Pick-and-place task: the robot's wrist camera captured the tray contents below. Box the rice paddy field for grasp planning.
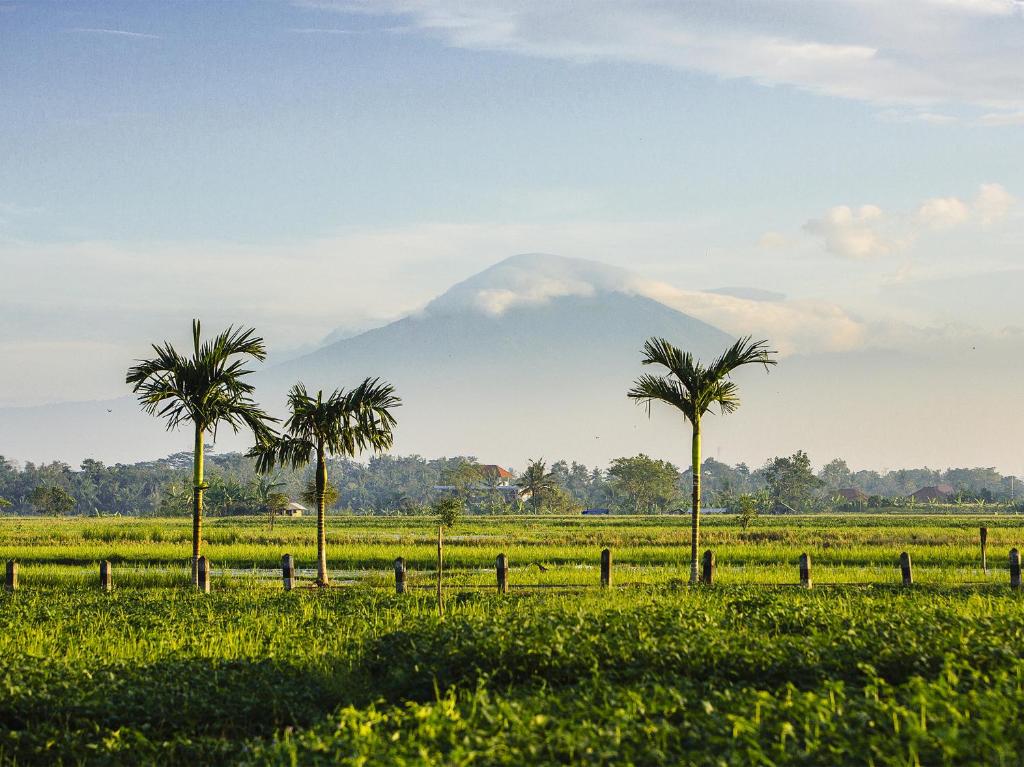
[2,513,1024,765]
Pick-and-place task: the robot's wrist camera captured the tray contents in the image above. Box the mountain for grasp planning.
[259,254,732,464]
[5,253,1023,471]
[0,254,731,466]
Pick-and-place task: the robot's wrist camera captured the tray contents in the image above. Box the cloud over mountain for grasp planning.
[423,253,865,355]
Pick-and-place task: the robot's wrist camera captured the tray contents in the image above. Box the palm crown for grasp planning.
[519,459,557,509]
[126,319,274,441]
[627,336,776,421]
[252,379,400,471]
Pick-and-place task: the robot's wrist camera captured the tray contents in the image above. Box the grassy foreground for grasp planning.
[1,515,1023,765]
[2,586,1024,765]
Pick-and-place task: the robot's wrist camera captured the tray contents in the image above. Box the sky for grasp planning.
[1,0,1023,468]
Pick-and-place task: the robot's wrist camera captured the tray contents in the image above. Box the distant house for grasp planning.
[835,488,868,503]
[433,463,521,501]
[284,501,306,517]
[910,484,955,503]
[478,465,514,486]
[582,508,610,516]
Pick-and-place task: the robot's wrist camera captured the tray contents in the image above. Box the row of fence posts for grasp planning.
[2,529,1020,593]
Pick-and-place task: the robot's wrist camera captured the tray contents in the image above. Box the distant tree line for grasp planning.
[0,450,1020,517]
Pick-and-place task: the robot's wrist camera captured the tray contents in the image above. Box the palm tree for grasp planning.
[126,320,274,586]
[251,379,400,586]
[519,458,557,512]
[628,336,776,584]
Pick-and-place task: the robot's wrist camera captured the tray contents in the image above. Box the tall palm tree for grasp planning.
[251,379,400,586]
[519,458,557,512]
[126,320,274,586]
[628,336,776,584]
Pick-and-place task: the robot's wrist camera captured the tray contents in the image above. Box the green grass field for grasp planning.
[1,514,1023,765]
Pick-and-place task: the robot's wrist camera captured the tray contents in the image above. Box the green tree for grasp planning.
[818,458,853,490]
[29,484,76,516]
[0,497,10,511]
[126,320,274,586]
[252,475,289,529]
[763,450,823,511]
[629,336,776,584]
[518,459,558,512]
[730,489,771,531]
[440,460,484,499]
[433,495,464,529]
[158,478,193,516]
[607,454,680,514]
[251,380,400,586]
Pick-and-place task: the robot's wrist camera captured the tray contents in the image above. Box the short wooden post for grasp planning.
[600,548,612,588]
[196,555,210,593]
[5,561,17,592]
[799,552,812,589]
[496,553,509,594]
[899,551,913,586]
[1010,548,1021,589]
[282,554,295,591]
[100,560,112,592]
[394,557,407,594]
[980,527,988,575]
[701,549,715,585]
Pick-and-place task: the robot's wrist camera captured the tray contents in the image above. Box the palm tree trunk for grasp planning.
[690,417,701,585]
[192,424,205,588]
[316,445,329,586]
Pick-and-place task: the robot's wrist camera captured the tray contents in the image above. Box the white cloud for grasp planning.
[69,28,161,39]
[630,279,866,355]
[804,183,1017,258]
[300,0,1024,115]
[803,204,899,259]
[916,196,971,229]
[976,111,1024,127]
[917,183,1015,229]
[975,183,1016,225]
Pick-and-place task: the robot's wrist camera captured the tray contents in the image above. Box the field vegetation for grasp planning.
[1,514,1023,764]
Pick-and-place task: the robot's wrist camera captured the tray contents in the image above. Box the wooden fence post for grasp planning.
[1010,548,1021,589]
[799,553,812,589]
[282,554,295,591]
[496,553,509,594]
[899,551,913,586]
[4,561,17,592]
[701,550,715,585]
[437,526,444,617]
[600,548,612,588]
[394,557,407,594]
[197,556,210,593]
[100,560,112,592]
[980,527,988,575]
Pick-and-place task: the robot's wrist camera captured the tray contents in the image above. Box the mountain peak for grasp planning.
[424,253,635,316]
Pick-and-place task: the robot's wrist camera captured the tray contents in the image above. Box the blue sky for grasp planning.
[3,0,1020,245]
[1,0,1023,469]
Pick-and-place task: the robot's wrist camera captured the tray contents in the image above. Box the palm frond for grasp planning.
[706,336,777,380]
[628,374,696,421]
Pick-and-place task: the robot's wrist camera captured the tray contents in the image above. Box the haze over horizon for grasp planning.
[1,1,1022,473]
